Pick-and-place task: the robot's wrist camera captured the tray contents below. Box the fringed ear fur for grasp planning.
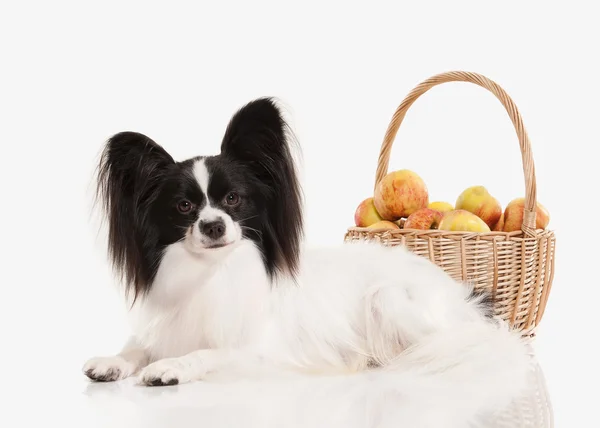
[221,98,304,278]
[96,131,175,302]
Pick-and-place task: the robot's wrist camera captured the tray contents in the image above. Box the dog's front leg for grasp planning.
[83,336,150,382]
[138,348,249,386]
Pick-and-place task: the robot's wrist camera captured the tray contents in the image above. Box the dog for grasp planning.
[83,97,530,421]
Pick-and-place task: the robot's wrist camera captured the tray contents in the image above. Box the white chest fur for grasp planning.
[128,240,270,361]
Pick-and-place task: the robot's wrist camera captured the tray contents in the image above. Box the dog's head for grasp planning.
[96,98,303,301]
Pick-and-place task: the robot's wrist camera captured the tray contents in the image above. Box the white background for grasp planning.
[1,1,598,426]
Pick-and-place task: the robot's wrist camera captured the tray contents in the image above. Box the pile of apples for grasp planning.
[354,169,550,233]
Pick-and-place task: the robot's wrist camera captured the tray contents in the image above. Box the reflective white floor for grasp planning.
[74,354,552,428]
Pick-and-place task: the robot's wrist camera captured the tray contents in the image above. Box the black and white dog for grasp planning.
[83,98,529,421]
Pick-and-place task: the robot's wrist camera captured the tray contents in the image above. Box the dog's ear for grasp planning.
[96,132,174,301]
[98,132,174,204]
[221,98,304,278]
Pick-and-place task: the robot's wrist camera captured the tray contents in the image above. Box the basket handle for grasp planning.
[375,71,538,237]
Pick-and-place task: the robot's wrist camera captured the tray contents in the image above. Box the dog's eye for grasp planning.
[177,200,194,214]
[225,192,240,206]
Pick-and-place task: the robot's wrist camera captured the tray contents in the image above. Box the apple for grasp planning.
[438,209,491,232]
[374,169,429,220]
[455,185,502,229]
[428,201,454,212]
[404,208,443,230]
[503,197,550,232]
[367,220,400,230]
[354,197,383,227]
[492,213,504,231]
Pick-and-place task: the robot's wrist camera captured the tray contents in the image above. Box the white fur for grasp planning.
[83,356,136,381]
[193,158,211,195]
[84,238,531,423]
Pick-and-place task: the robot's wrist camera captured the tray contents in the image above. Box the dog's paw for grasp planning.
[138,357,195,387]
[83,356,137,382]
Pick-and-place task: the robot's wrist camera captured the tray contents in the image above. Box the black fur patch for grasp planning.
[466,287,495,318]
[145,377,179,387]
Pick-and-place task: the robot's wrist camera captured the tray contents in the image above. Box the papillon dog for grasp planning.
[83,98,531,421]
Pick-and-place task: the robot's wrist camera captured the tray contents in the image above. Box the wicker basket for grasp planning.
[344,71,556,337]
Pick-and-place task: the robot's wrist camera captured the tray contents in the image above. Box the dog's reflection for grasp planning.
[83,360,552,428]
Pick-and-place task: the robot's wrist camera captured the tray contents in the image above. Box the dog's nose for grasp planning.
[201,220,226,240]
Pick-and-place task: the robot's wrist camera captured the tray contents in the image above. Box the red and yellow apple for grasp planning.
[428,201,454,212]
[492,213,504,231]
[438,209,491,232]
[367,220,400,230]
[503,198,550,232]
[455,186,502,229]
[404,208,443,230]
[374,169,429,220]
[354,197,383,227]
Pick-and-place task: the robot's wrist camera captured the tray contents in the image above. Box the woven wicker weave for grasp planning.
[344,71,556,336]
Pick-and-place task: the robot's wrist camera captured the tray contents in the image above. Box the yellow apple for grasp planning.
[354,197,383,227]
[455,185,502,229]
[503,198,550,232]
[374,169,429,220]
[428,201,454,212]
[404,208,443,230]
[367,220,400,230]
[438,209,491,232]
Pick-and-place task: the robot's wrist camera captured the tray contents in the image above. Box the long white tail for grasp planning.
[375,320,533,427]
